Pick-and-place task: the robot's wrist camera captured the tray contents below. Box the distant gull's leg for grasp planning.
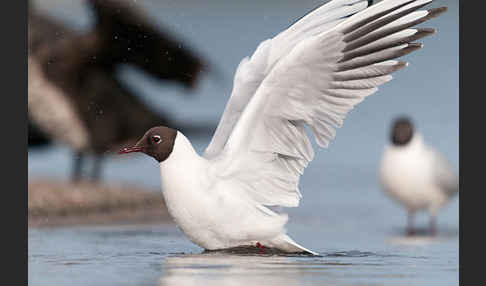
[429,215,437,236]
[91,154,103,182]
[72,151,84,183]
[406,211,415,236]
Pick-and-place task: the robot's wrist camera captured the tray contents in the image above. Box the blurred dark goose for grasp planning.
[28,120,51,148]
[118,0,447,254]
[379,117,458,236]
[28,0,207,182]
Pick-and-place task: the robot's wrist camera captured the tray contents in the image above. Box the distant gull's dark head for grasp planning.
[390,117,414,146]
[118,126,177,162]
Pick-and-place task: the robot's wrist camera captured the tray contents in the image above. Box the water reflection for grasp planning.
[387,235,458,247]
[158,250,402,286]
[159,253,328,286]
[386,227,459,246]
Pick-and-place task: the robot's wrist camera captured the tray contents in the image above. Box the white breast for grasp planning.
[158,132,287,250]
[158,133,214,247]
[379,134,447,214]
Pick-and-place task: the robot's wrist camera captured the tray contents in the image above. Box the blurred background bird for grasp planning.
[28,0,208,182]
[28,119,52,148]
[379,116,459,236]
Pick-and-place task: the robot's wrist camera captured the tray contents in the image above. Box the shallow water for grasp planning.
[29,0,458,285]
[29,215,458,286]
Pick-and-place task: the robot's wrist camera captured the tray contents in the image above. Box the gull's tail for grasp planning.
[264,234,319,256]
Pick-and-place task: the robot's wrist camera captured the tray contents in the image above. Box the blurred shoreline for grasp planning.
[28,179,172,227]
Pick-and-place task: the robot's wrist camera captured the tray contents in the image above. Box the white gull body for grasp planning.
[379,133,458,218]
[160,133,293,251]
[153,0,447,254]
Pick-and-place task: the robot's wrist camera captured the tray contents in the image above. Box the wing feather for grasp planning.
[332,60,407,81]
[212,0,446,209]
[342,28,434,61]
[204,0,371,158]
[429,148,459,197]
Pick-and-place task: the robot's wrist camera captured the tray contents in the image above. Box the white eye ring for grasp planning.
[152,135,162,144]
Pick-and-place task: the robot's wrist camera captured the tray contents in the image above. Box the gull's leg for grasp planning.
[406,211,415,236]
[72,151,84,183]
[256,242,265,254]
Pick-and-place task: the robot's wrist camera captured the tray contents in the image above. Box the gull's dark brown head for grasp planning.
[119,126,177,162]
[390,117,414,146]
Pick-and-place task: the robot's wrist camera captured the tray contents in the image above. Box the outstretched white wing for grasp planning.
[204,0,372,158]
[211,0,446,209]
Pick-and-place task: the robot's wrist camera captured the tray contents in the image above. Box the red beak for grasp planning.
[118,146,143,154]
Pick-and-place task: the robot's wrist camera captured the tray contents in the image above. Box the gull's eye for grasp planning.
[152,135,161,144]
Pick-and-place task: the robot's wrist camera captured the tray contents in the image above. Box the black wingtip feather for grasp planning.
[428,7,448,18]
[368,0,374,7]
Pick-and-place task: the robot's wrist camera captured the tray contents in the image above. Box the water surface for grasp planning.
[29,215,458,286]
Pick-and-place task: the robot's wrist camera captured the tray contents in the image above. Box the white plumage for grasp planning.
[153,0,447,254]
[379,131,458,235]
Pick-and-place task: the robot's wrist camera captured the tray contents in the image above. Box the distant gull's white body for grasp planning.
[379,122,458,235]
[379,134,452,215]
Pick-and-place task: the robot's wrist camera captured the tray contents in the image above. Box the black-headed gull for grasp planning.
[119,0,447,254]
[379,117,458,236]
